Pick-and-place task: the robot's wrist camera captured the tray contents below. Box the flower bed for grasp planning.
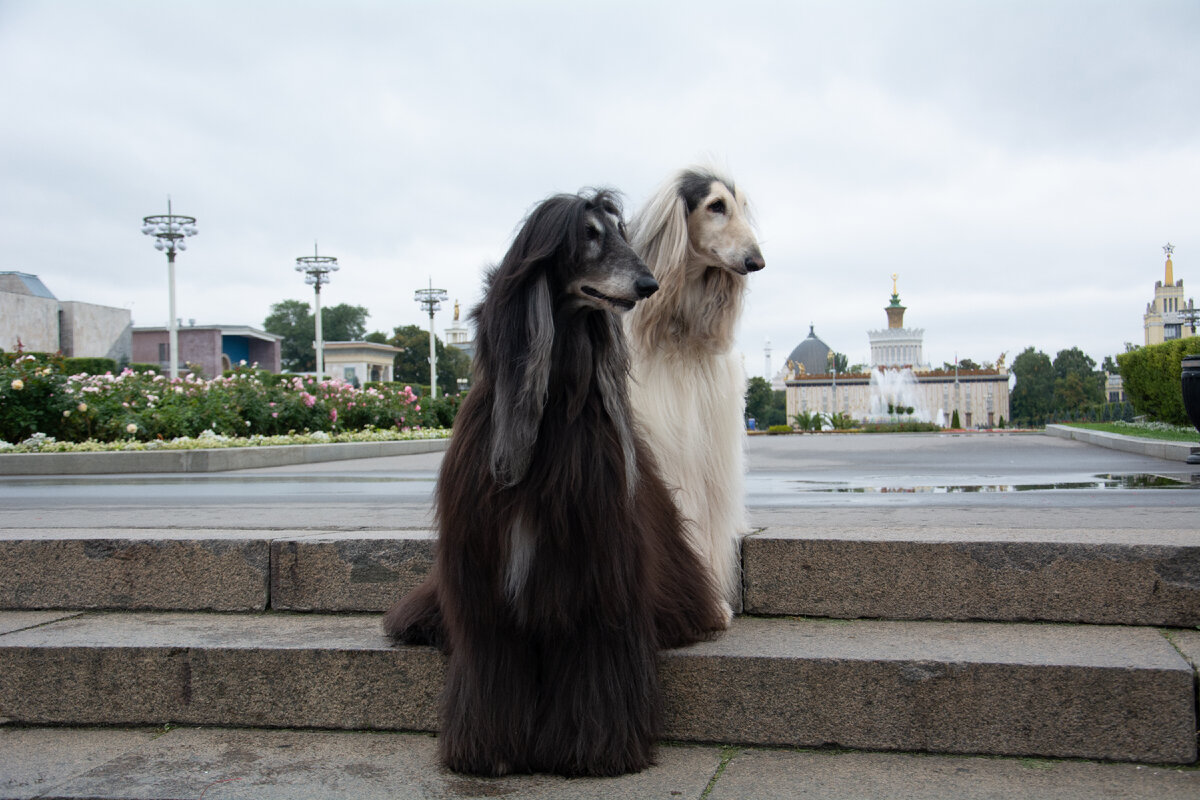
[1,353,448,449]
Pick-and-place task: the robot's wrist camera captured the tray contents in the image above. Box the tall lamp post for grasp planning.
[295,244,339,381]
[141,198,198,380]
[414,279,448,398]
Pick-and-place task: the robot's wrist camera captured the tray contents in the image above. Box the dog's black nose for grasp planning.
[635,275,659,298]
[744,252,766,273]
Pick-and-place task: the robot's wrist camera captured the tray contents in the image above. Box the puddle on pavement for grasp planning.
[796,473,1199,494]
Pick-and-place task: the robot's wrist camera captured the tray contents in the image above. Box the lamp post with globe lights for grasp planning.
[141,198,198,380]
[414,279,448,398]
[295,244,339,381]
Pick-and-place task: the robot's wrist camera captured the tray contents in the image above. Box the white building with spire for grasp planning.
[867,274,929,369]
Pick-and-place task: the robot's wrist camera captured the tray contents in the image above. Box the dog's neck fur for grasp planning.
[550,307,638,495]
[630,256,745,357]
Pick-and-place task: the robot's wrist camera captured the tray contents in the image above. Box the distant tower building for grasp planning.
[1144,244,1188,345]
[867,274,928,368]
[443,300,475,361]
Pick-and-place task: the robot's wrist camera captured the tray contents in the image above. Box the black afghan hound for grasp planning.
[383,189,727,777]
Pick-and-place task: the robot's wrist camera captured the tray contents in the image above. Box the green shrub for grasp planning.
[1116,337,1200,426]
[827,411,856,430]
[859,420,942,433]
[790,410,824,432]
[951,409,961,428]
[62,357,118,375]
[767,424,793,435]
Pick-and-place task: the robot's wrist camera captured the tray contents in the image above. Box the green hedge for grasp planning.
[62,357,118,375]
[1116,337,1200,425]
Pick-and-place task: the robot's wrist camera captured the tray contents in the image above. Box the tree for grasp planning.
[829,352,849,374]
[1052,347,1104,412]
[263,300,314,372]
[1010,347,1054,425]
[745,376,774,426]
[389,324,471,395]
[943,358,981,371]
[263,300,371,372]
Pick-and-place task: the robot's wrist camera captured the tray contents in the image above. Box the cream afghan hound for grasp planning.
[626,167,765,614]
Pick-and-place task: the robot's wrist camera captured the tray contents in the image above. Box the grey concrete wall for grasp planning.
[0,292,58,352]
[59,301,132,361]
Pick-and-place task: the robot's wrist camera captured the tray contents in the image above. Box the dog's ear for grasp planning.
[488,271,554,486]
[630,180,691,279]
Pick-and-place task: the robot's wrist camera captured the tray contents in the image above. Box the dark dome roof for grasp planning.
[786,325,832,375]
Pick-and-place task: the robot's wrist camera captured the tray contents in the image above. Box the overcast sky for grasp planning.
[2,0,1197,377]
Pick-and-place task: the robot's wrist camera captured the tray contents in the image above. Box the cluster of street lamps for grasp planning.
[141,199,448,391]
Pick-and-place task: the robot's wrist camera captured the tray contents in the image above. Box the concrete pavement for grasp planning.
[3,726,1198,800]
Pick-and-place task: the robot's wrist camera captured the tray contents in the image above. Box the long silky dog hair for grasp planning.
[383,189,727,777]
[625,166,765,613]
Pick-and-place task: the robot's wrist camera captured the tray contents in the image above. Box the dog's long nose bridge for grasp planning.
[635,275,659,298]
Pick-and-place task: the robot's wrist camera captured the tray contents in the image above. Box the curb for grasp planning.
[1044,424,1197,463]
[0,437,450,476]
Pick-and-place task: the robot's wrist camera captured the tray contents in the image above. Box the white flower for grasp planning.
[78,402,88,412]
[63,410,71,417]
[125,423,138,434]
[10,379,24,390]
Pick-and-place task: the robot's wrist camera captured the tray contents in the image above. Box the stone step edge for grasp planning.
[3,529,1197,628]
[0,612,1195,765]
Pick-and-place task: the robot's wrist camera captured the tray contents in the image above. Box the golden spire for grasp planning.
[1164,243,1175,286]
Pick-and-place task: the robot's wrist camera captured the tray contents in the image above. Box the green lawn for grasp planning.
[1066,422,1199,443]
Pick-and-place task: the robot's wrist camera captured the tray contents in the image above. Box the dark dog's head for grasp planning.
[477,189,653,485]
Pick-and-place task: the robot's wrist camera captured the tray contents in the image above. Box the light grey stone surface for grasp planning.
[0,438,450,475]
[707,747,1200,800]
[1,726,722,800]
[660,617,1196,764]
[1170,629,1200,671]
[0,610,79,635]
[271,531,435,611]
[1045,423,1195,462]
[0,532,269,611]
[0,726,161,800]
[1,613,1193,764]
[0,612,443,731]
[743,527,1200,625]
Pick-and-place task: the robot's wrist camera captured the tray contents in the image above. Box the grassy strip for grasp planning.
[1066,422,1198,443]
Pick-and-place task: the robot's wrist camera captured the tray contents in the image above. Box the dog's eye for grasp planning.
[707,199,726,215]
[585,224,602,241]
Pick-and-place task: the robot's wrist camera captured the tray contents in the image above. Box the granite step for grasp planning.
[3,528,1198,627]
[742,527,1200,627]
[0,611,1195,765]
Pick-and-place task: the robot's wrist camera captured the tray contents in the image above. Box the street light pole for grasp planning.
[141,198,198,380]
[295,243,339,381]
[414,279,448,398]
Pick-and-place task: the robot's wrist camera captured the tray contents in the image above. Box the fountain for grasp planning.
[866,367,935,424]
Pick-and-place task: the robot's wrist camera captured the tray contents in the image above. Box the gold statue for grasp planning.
[891,273,898,295]
[453,300,460,322]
